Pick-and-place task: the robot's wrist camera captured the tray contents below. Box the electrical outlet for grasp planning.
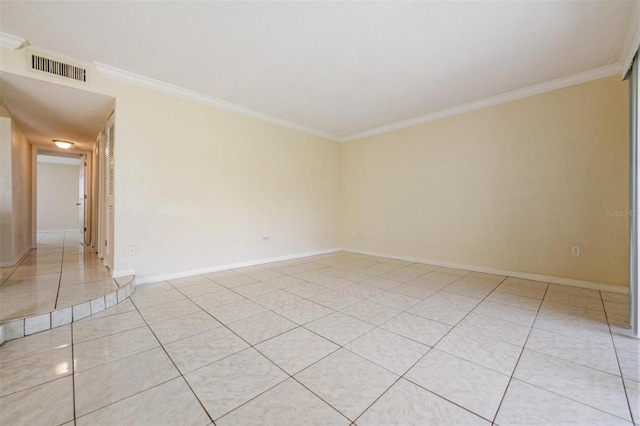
[572,246,581,256]
[128,245,136,256]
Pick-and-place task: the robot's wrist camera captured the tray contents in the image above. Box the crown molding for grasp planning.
[93,62,340,142]
[0,32,28,50]
[619,1,640,77]
[340,63,622,142]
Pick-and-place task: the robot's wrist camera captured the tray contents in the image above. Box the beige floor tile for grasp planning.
[74,347,179,417]
[233,282,280,298]
[130,288,188,308]
[407,298,469,325]
[428,291,482,311]
[256,327,338,374]
[227,310,297,345]
[485,291,542,311]
[0,376,74,426]
[0,345,72,397]
[495,278,548,299]
[304,312,375,346]
[273,299,333,325]
[341,300,400,326]
[457,312,531,347]
[381,312,451,346]
[514,349,631,420]
[0,325,71,363]
[295,349,397,421]
[175,280,226,298]
[74,326,159,372]
[624,378,639,422]
[137,298,202,324]
[148,310,222,344]
[205,298,268,324]
[474,300,538,327]
[164,326,249,373]
[358,378,489,426]
[495,379,630,426]
[526,328,620,375]
[617,349,640,382]
[405,349,510,420]
[436,326,522,375]
[250,289,304,309]
[72,310,147,343]
[217,378,349,426]
[309,290,361,310]
[346,328,429,375]
[366,291,421,311]
[76,377,210,426]
[185,348,287,420]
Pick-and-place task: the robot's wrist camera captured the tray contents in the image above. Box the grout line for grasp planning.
[491,282,549,424]
[70,313,78,423]
[602,290,637,425]
[53,232,66,310]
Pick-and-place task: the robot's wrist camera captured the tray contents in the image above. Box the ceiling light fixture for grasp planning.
[53,140,73,149]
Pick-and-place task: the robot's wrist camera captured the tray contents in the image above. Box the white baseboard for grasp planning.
[112,268,136,278]
[344,248,629,295]
[135,248,342,285]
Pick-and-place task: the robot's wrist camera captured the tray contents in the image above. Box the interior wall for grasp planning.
[342,75,629,287]
[111,86,342,278]
[0,114,13,266]
[37,162,80,231]
[11,120,31,261]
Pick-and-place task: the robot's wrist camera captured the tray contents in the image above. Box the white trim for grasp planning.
[93,62,340,142]
[620,1,640,77]
[0,32,28,50]
[112,268,136,278]
[344,248,629,295]
[340,64,622,142]
[134,248,341,285]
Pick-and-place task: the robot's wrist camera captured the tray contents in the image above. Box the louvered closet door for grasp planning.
[97,132,105,259]
[104,114,115,270]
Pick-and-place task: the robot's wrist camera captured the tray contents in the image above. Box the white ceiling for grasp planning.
[0,1,636,139]
[0,72,114,151]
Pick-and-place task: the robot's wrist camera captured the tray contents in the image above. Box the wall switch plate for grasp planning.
[128,245,136,256]
[572,246,581,256]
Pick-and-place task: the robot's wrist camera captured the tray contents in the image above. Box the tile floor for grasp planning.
[0,232,119,323]
[0,251,638,425]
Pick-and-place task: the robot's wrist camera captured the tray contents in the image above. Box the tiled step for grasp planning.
[0,276,136,345]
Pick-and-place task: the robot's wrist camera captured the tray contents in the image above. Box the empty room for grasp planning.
[0,1,639,425]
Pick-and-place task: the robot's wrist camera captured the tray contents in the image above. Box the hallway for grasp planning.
[0,231,118,322]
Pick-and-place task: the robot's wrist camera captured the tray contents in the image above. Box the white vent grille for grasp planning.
[29,53,87,82]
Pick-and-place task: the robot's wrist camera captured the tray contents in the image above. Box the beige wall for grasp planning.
[0,47,342,278]
[37,162,81,231]
[11,120,31,261]
[0,46,629,287]
[0,111,32,266]
[0,116,12,265]
[112,86,341,278]
[342,76,629,287]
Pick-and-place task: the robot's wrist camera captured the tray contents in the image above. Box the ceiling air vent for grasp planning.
[28,52,87,83]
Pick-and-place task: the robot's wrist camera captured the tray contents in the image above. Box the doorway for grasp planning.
[36,152,87,236]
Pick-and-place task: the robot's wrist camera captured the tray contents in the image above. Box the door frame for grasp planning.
[30,145,94,248]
